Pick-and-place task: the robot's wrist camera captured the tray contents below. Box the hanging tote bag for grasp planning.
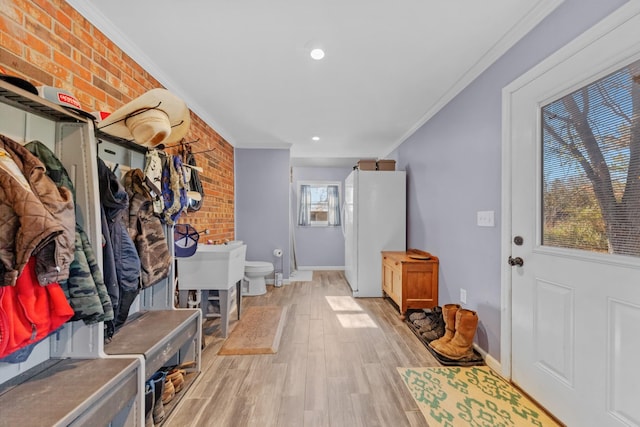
[183,148,204,212]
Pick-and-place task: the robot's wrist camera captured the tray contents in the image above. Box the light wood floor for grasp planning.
[165,271,439,427]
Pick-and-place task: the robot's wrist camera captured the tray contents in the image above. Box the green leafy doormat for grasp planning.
[398,366,561,426]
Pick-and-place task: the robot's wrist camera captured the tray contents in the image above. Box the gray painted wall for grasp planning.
[235,148,290,278]
[394,0,627,361]
[291,166,353,268]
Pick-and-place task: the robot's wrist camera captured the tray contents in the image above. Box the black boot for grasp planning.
[145,380,154,427]
[150,371,166,424]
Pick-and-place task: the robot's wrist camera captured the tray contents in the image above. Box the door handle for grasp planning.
[508,256,524,267]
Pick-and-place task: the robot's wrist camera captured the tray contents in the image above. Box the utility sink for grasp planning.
[176,242,247,290]
[175,242,247,338]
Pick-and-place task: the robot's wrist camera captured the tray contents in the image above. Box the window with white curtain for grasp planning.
[298,181,341,227]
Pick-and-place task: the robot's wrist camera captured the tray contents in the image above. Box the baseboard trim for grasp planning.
[473,343,501,375]
[297,266,344,271]
[267,280,290,286]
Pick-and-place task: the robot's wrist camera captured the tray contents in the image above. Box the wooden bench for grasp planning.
[0,357,141,427]
[104,309,201,379]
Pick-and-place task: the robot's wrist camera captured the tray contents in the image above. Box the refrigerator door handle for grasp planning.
[340,203,346,237]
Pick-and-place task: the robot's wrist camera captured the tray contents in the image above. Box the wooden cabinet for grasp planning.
[382,249,438,319]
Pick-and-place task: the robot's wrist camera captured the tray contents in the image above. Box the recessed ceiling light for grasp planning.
[310,48,325,60]
[312,136,320,141]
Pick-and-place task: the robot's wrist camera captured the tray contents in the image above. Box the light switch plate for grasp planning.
[477,210,495,227]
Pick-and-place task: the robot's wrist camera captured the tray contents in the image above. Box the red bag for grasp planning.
[0,257,74,358]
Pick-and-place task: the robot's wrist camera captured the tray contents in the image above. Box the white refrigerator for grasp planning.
[344,169,406,297]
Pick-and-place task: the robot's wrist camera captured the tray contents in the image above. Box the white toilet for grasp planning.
[242,261,274,296]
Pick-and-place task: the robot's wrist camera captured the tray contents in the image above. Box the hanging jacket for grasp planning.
[161,154,188,225]
[100,204,119,314]
[0,135,75,287]
[122,168,171,288]
[23,140,75,200]
[24,141,114,325]
[97,157,141,330]
[0,256,74,359]
[62,225,115,324]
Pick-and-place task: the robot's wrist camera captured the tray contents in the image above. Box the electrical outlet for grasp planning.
[460,288,467,304]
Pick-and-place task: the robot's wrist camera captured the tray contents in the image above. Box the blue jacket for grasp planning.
[97,158,140,330]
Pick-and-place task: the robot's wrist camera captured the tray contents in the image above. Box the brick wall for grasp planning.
[0,0,235,242]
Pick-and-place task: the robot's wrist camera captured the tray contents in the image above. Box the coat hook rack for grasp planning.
[156,138,200,151]
[190,146,217,155]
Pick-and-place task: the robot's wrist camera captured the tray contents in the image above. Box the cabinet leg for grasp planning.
[219,289,230,338]
[399,311,406,321]
[236,281,242,320]
[200,290,209,321]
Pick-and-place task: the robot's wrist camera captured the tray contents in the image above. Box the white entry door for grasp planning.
[506,4,640,426]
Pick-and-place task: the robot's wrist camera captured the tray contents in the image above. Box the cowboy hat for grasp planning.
[97,88,190,147]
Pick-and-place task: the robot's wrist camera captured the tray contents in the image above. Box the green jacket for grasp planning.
[24,141,113,324]
[63,225,114,324]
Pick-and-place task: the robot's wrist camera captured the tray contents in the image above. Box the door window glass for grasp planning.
[542,58,640,256]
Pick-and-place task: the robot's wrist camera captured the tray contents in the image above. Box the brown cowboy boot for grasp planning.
[428,304,460,351]
[162,376,175,405]
[431,308,479,360]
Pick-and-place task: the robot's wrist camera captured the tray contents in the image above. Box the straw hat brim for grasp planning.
[98,88,190,146]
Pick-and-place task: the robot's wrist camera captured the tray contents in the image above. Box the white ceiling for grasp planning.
[67,0,560,167]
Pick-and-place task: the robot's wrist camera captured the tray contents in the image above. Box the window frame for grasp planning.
[297,180,342,227]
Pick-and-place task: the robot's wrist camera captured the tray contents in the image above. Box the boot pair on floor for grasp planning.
[429,304,478,361]
[145,364,191,426]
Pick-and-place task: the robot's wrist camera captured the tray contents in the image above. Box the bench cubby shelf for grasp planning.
[0,80,201,427]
